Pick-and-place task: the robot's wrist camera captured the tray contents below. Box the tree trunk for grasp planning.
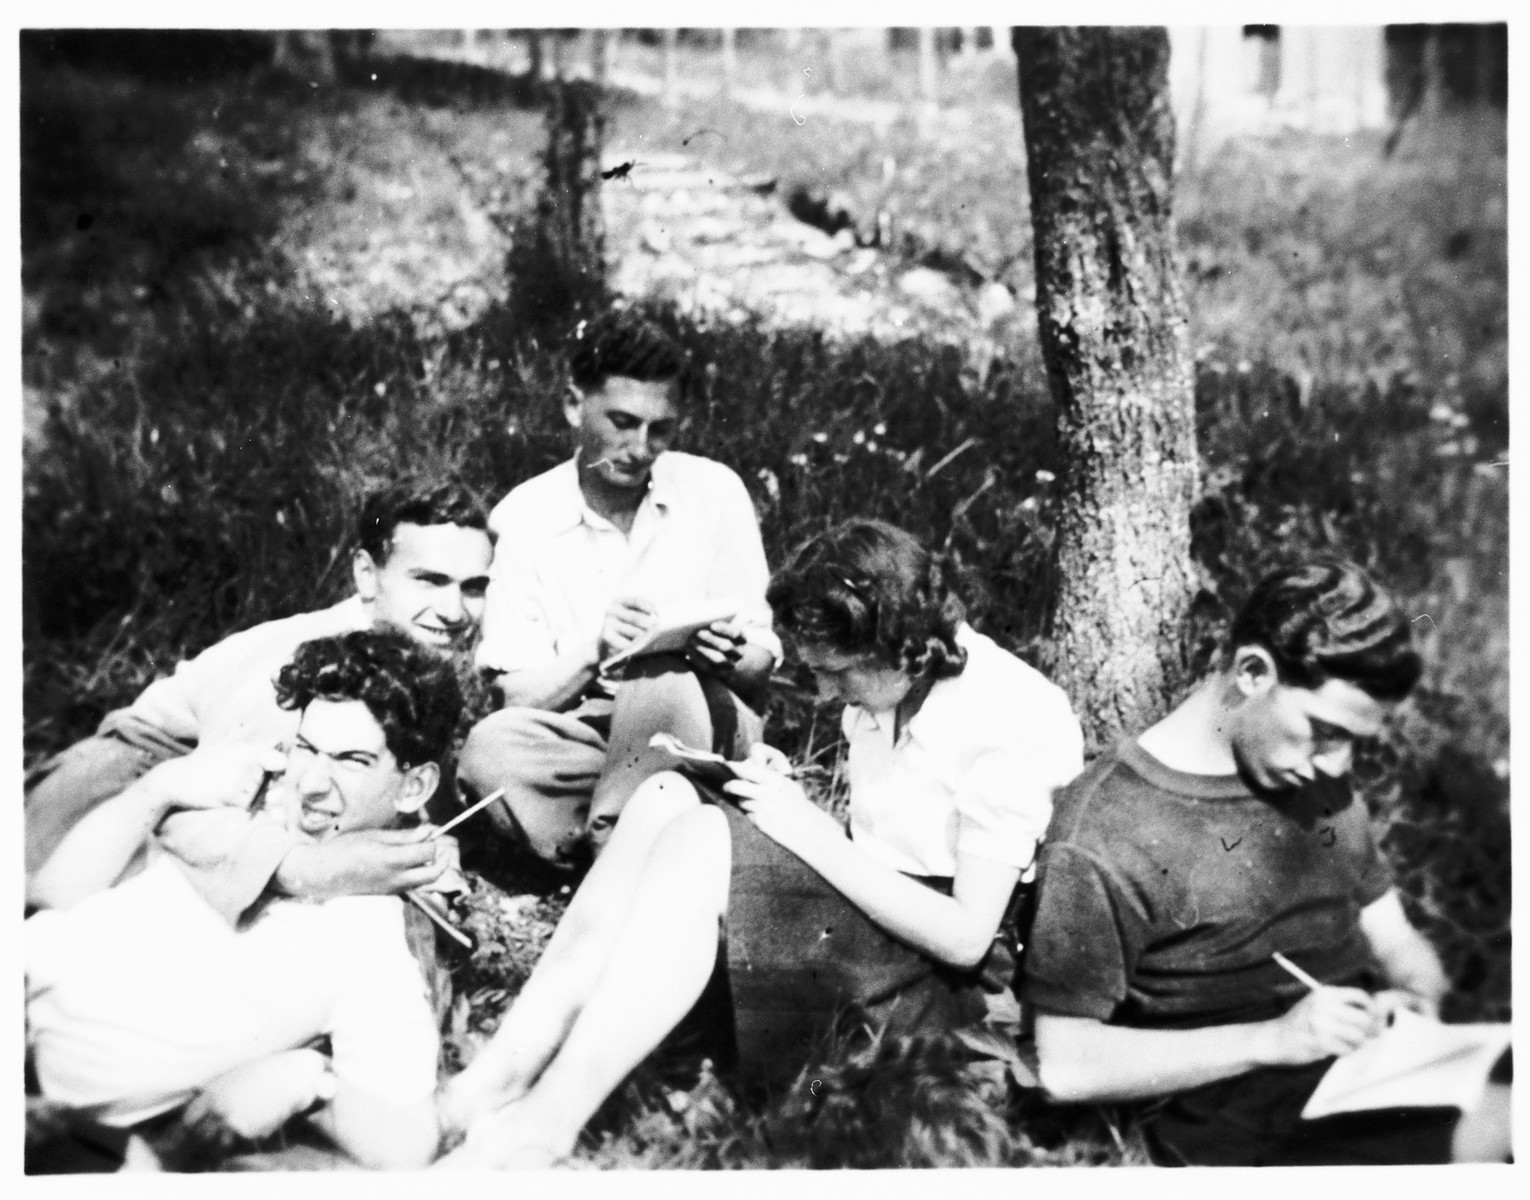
[662,28,679,108]
[917,26,938,105]
[720,27,737,100]
[549,30,565,81]
[1012,26,1198,751]
[507,79,607,332]
[527,30,544,82]
[818,29,839,95]
[1421,25,1445,120]
[592,29,615,85]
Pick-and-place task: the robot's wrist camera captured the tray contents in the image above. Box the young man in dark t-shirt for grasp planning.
[1022,558,1511,1166]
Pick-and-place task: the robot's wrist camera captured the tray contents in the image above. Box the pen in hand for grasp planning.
[1274,950,1394,1029]
[1272,951,1324,992]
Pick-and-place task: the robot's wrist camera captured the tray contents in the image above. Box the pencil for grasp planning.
[405,891,472,949]
[1272,951,1325,991]
[430,787,507,840]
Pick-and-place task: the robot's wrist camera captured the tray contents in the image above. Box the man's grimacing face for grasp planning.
[281,698,433,838]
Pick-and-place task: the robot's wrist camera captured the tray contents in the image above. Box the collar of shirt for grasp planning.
[545,454,677,535]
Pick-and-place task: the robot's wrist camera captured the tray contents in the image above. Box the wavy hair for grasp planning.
[275,628,463,767]
[356,477,491,565]
[567,308,688,394]
[1228,557,1422,701]
[767,520,968,681]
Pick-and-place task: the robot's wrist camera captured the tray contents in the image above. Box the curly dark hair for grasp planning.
[767,520,968,681]
[1228,557,1422,702]
[567,308,688,395]
[356,477,491,565]
[274,629,463,768]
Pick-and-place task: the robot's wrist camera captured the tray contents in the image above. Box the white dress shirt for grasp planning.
[477,451,781,676]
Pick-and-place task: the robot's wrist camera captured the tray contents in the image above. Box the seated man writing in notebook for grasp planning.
[25,478,493,923]
[27,629,458,1172]
[465,309,779,865]
[1022,558,1511,1166]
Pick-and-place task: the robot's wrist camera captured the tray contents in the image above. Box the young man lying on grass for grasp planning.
[26,629,459,1172]
[25,479,493,923]
[1022,559,1511,1166]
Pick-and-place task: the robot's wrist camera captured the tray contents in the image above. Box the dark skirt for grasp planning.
[716,800,1018,1087]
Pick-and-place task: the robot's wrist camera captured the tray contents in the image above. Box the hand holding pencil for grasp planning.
[1261,951,1387,1067]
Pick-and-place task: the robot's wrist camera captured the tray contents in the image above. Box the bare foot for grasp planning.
[432,1102,567,1170]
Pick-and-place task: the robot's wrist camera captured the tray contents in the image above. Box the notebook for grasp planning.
[600,598,740,673]
[1301,1008,1511,1119]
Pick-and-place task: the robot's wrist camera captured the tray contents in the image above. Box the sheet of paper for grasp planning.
[647,731,742,790]
[600,597,741,672]
[1301,1008,1511,1119]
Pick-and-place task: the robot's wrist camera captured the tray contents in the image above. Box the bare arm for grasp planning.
[28,748,269,909]
[724,752,1019,968]
[27,782,168,909]
[272,827,460,901]
[1033,986,1389,1104]
[1359,888,1449,1017]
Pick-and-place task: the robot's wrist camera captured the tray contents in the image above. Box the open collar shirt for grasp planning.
[476,452,781,678]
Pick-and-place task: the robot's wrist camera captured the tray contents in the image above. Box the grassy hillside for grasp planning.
[22,36,1508,1167]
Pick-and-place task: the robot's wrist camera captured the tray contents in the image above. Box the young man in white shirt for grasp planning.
[26,628,460,1172]
[467,310,780,865]
[25,479,494,920]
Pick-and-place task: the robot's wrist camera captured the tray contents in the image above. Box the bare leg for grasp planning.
[439,772,703,1132]
[440,803,733,1167]
[586,666,717,850]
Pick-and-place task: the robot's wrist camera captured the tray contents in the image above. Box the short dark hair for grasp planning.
[1228,558,1422,702]
[767,519,968,681]
[567,309,687,394]
[275,628,463,768]
[356,478,490,565]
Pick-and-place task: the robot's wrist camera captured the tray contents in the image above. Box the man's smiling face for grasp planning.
[356,521,493,653]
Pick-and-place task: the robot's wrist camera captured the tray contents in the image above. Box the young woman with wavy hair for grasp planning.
[438,520,1084,1166]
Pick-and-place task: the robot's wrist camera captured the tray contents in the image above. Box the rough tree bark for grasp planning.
[1012,26,1198,751]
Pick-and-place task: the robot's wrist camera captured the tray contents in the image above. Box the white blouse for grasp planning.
[842,624,1084,879]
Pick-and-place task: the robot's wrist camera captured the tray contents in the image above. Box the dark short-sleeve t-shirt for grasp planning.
[1023,740,1392,1031]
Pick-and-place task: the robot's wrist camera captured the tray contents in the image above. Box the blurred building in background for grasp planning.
[1169,24,1506,160]
[354,26,1506,148]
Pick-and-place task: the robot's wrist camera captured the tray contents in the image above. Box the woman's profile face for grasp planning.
[797,641,914,714]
